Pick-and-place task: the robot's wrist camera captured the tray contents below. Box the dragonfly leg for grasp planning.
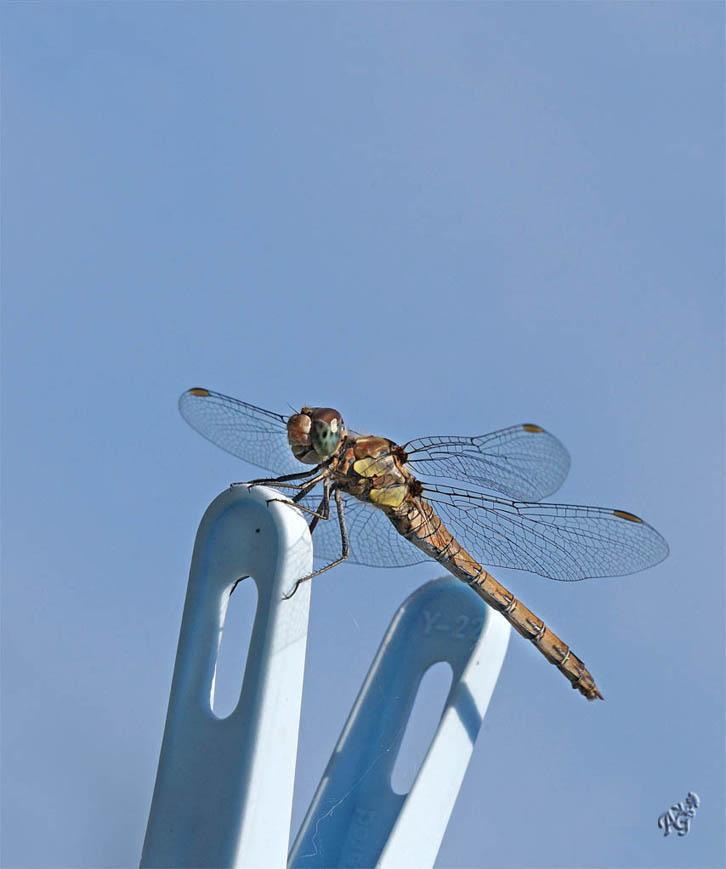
[274,478,332,532]
[290,475,325,502]
[233,465,324,488]
[267,497,330,520]
[265,474,330,519]
[230,575,249,596]
[238,480,309,492]
[228,477,328,599]
[283,488,349,600]
[305,480,331,534]
[270,500,333,522]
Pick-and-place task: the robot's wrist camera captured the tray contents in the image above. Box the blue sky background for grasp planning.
[2,3,723,867]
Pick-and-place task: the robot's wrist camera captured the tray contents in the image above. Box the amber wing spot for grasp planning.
[188,388,211,397]
[613,509,643,523]
[522,423,544,433]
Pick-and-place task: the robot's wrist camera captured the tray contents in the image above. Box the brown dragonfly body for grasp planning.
[320,431,602,699]
[180,388,669,702]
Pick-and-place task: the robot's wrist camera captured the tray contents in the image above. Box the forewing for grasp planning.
[178,387,303,476]
[423,485,669,580]
[404,424,570,501]
[298,491,426,568]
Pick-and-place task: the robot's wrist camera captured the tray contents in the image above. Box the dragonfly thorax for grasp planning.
[287,407,346,464]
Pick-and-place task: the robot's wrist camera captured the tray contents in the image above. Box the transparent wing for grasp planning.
[404,424,570,501]
[422,484,669,581]
[298,490,426,568]
[178,387,303,476]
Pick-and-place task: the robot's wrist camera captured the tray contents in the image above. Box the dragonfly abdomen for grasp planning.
[389,495,604,701]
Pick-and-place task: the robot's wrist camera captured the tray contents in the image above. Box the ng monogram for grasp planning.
[657,791,700,837]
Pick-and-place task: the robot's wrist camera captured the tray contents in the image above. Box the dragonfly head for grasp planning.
[288,407,346,464]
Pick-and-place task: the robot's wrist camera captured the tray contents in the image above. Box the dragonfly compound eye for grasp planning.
[287,412,316,463]
[310,408,344,459]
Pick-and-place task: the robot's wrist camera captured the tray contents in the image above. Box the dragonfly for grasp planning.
[179,387,668,701]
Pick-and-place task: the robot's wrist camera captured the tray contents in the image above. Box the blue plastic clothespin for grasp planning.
[141,484,313,868]
[289,576,510,868]
[141,484,510,868]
